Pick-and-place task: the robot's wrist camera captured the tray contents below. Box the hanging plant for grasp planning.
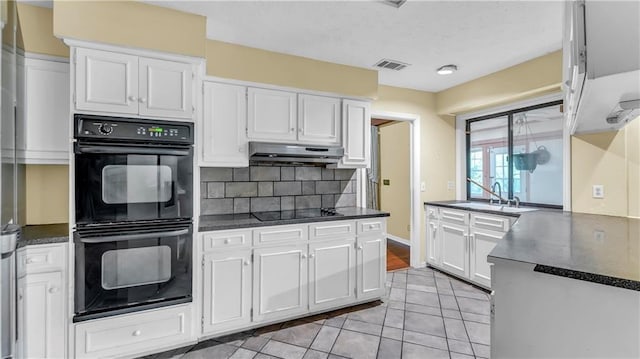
[513,153,538,173]
[513,115,552,173]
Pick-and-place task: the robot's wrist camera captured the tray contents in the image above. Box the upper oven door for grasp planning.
[74,143,193,226]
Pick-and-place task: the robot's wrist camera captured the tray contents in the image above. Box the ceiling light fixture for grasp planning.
[436,64,458,75]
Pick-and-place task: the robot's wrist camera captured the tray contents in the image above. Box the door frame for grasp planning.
[358,111,421,268]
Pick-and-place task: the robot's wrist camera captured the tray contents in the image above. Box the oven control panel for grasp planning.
[75,114,193,144]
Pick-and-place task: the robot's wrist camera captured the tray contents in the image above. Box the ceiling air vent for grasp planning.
[374,59,410,71]
[382,0,407,8]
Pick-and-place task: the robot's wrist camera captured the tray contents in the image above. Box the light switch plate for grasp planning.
[592,185,604,198]
[447,181,455,190]
[420,181,426,192]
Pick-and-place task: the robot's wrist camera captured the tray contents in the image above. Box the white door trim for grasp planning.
[362,111,421,268]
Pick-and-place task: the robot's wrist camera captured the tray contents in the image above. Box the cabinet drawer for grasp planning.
[471,213,511,232]
[74,304,192,359]
[17,243,66,277]
[309,221,356,240]
[357,219,385,235]
[439,208,469,226]
[253,225,308,246]
[201,229,251,251]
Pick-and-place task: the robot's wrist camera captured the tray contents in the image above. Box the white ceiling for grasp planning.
[147,0,563,92]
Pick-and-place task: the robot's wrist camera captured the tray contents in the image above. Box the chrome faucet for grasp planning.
[490,181,502,205]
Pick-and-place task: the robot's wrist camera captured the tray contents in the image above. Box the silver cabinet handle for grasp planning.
[132,330,141,337]
[299,128,303,133]
[244,260,250,266]
[309,253,315,259]
[224,239,230,244]
[128,95,137,102]
[301,254,307,259]
[48,287,59,294]
[357,245,363,250]
[26,258,34,264]
[290,128,295,132]
[139,97,147,103]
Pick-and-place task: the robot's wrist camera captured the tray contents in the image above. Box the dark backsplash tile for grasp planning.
[201,165,356,215]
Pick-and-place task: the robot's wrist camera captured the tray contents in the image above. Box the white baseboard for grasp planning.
[387,234,410,246]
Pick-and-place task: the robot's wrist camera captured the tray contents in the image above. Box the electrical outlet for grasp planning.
[383,179,390,186]
[592,185,604,198]
[420,181,426,192]
[447,181,455,190]
[593,229,606,242]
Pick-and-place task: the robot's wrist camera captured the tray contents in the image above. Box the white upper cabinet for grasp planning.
[297,94,341,145]
[201,82,248,167]
[75,48,139,115]
[247,87,297,142]
[339,99,371,168]
[139,57,193,119]
[75,47,193,120]
[17,57,70,164]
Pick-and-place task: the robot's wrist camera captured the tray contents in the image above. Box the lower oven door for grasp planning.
[74,143,193,226]
[74,223,192,321]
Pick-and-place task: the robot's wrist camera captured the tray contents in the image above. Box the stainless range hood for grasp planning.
[249,142,344,164]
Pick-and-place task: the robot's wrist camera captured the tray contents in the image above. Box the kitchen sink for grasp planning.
[448,202,538,213]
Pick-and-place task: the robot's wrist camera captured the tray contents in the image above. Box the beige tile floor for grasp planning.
[143,267,491,359]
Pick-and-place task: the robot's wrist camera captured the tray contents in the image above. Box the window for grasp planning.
[466,101,563,207]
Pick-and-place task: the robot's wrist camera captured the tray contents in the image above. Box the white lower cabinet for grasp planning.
[252,244,309,322]
[426,205,514,289]
[17,271,64,359]
[309,239,356,311]
[356,234,386,300]
[202,249,252,335]
[469,228,504,288]
[16,243,67,359]
[74,304,192,359]
[439,222,469,278]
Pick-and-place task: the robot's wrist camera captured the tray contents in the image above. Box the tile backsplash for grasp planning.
[200,165,357,215]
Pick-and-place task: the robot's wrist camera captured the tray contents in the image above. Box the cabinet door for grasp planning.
[253,245,308,322]
[469,228,503,288]
[202,82,248,167]
[19,271,65,359]
[439,222,469,278]
[75,48,138,114]
[341,99,371,167]
[297,94,341,145]
[309,239,356,311]
[247,88,297,142]
[19,59,70,164]
[426,216,440,267]
[139,57,193,119]
[356,235,386,300]
[202,250,252,335]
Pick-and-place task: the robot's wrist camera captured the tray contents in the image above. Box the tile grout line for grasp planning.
[433,269,453,356]
[452,285,477,358]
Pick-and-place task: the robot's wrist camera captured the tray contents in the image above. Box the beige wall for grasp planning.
[25,165,68,225]
[373,85,456,263]
[206,40,378,99]
[53,0,206,58]
[379,121,411,240]
[436,51,562,115]
[17,3,68,58]
[572,120,640,217]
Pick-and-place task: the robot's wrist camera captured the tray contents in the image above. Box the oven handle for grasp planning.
[76,145,191,156]
[79,228,190,243]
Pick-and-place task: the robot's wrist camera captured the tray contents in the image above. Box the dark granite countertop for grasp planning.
[19,224,69,248]
[199,207,389,232]
[425,201,640,291]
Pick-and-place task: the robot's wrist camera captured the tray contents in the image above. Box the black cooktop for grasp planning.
[252,208,342,222]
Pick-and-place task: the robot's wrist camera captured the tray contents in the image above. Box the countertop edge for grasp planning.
[199,212,390,232]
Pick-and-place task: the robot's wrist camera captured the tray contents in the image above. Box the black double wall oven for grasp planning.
[73,114,194,322]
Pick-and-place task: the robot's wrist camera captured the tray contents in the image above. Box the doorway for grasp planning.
[369,119,411,271]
